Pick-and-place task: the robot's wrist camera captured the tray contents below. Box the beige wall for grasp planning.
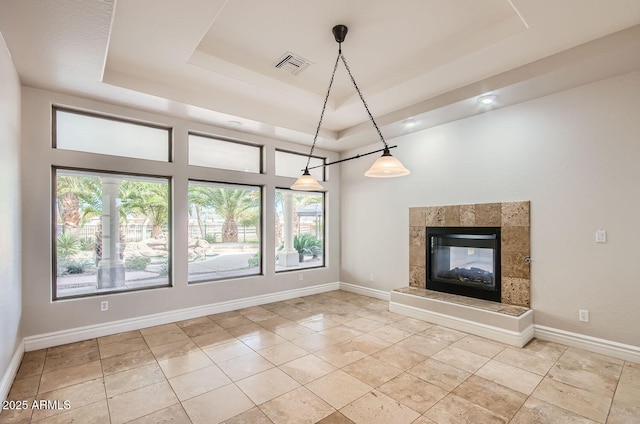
[20,87,340,337]
[0,34,22,385]
[340,71,640,347]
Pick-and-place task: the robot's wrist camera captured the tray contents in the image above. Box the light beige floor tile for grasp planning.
[157,350,213,379]
[279,354,337,384]
[126,404,191,424]
[43,342,100,373]
[236,367,300,405]
[510,397,598,424]
[97,330,142,347]
[290,333,340,352]
[240,330,288,350]
[142,327,189,348]
[32,399,110,424]
[341,390,420,424]
[256,316,296,332]
[339,334,391,355]
[363,310,404,324]
[257,341,309,365]
[190,328,236,349]
[0,396,35,423]
[207,310,241,322]
[107,380,178,424]
[315,411,355,424]
[378,372,448,413]
[104,362,165,397]
[371,345,427,371]
[342,317,387,333]
[342,356,402,387]
[522,338,568,361]
[7,376,39,400]
[314,342,368,368]
[408,358,470,391]
[149,339,199,362]
[366,324,413,344]
[216,315,255,329]
[431,345,490,373]
[46,339,97,357]
[395,334,448,357]
[176,316,213,328]
[217,352,274,381]
[410,416,439,424]
[614,362,640,407]
[388,317,434,334]
[420,325,468,344]
[547,361,618,397]
[453,375,527,420]
[224,406,273,424]
[532,377,612,422]
[272,323,316,340]
[182,383,254,424]
[494,347,557,375]
[180,321,223,338]
[140,323,181,335]
[475,359,543,395]
[15,350,46,379]
[259,386,334,424]
[306,370,372,409]
[556,347,624,380]
[168,364,231,401]
[101,348,155,376]
[299,317,341,331]
[99,337,148,359]
[425,394,508,423]
[319,325,364,342]
[607,399,640,424]
[451,334,507,358]
[31,378,106,422]
[38,360,103,393]
[203,339,253,363]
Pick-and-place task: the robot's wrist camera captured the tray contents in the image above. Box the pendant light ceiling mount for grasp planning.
[290,24,410,191]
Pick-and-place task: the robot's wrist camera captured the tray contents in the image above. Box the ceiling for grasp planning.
[1,0,640,152]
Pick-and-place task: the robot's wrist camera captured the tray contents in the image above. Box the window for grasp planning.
[275,189,324,271]
[189,133,262,173]
[275,150,325,181]
[54,169,171,299]
[188,181,262,283]
[54,108,171,162]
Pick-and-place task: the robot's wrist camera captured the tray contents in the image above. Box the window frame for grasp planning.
[187,179,264,284]
[275,148,326,181]
[51,166,173,300]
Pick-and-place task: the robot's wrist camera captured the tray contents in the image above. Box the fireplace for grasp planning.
[426,227,501,302]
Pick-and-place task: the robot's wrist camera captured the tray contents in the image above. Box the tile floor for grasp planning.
[1,290,639,423]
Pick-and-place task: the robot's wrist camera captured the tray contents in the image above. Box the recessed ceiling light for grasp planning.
[477,94,497,105]
[402,118,417,127]
[227,120,242,127]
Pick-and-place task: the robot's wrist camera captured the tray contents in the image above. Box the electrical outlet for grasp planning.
[299,273,303,281]
[101,301,109,312]
[369,274,374,282]
[578,309,589,322]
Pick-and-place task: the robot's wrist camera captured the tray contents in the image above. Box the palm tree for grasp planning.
[56,174,100,234]
[189,185,259,243]
[120,181,169,239]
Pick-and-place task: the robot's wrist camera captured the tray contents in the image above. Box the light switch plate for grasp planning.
[595,229,607,243]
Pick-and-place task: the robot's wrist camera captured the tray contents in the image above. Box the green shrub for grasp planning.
[294,234,322,261]
[78,237,95,251]
[203,233,217,244]
[58,259,91,275]
[57,232,81,259]
[125,256,151,271]
[248,253,260,268]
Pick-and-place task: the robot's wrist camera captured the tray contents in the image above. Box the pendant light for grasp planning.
[291,25,410,191]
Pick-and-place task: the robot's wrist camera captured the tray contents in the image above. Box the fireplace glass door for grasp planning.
[426,227,501,302]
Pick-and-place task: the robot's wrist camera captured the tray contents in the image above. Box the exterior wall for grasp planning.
[20,87,340,337]
[340,71,640,347]
[0,33,22,390]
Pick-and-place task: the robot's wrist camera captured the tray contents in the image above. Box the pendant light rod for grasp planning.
[304,145,398,171]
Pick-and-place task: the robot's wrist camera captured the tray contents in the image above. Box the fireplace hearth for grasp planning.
[426,227,501,302]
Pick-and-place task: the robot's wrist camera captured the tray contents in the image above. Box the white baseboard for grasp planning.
[534,325,640,363]
[1,340,25,403]
[390,301,534,347]
[339,282,390,301]
[24,282,340,352]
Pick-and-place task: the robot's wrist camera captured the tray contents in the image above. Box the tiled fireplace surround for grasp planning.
[408,201,531,308]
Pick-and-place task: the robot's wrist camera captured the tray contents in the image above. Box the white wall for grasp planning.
[0,34,22,391]
[340,71,640,347]
[20,87,340,338]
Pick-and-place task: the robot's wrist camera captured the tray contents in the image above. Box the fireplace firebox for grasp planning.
[426,227,501,302]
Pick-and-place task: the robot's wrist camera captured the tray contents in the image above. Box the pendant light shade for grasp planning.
[290,169,324,191]
[290,24,410,191]
[364,148,411,178]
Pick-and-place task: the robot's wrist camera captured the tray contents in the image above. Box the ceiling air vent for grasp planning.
[273,51,312,75]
